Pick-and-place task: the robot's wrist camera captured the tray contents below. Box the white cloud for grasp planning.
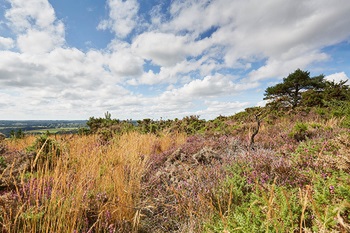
[5,0,65,54]
[248,51,329,81]
[97,0,139,38]
[325,72,349,83]
[0,51,46,87]
[45,48,108,88]
[178,75,237,97]
[0,47,112,89]
[129,70,159,85]
[166,0,230,35]
[107,42,144,77]
[17,27,64,53]
[256,100,268,107]
[197,100,249,119]
[129,58,216,86]
[5,0,57,32]
[165,0,350,79]
[0,37,14,49]
[132,32,208,67]
[109,51,143,76]
[0,44,148,119]
[159,74,258,104]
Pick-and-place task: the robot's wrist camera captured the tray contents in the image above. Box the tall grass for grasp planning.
[5,135,36,152]
[1,132,186,232]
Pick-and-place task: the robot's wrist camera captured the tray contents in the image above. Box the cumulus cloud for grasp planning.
[5,0,65,54]
[97,0,139,38]
[325,72,349,83]
[176,75,247,97]
[197,100,249,119]
[132,32,208,67]
[0,37,14,49]
[165,0,350,79]
[158,74,259,105]
[5,0,57,31]
[248,51,329,81]
[129,57,220,86]
[166,0,229,35]
[107,41,144,77]
[17,28,64,53]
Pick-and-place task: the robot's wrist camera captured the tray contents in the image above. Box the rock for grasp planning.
[192,147,222,165]
[152,147,224,187]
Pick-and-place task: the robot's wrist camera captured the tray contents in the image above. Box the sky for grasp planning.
[0,0,350,120]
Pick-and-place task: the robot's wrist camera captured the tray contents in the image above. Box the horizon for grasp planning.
[0,119,88,121]
[1,0,350,120]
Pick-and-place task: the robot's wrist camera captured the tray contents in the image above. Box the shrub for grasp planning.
[26,133,61,169]
[0,156,6,168]
[289,122,310,141]
[205,164,302,233]
[308,171,350,232]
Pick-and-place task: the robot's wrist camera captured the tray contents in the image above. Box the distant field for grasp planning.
[0,126,22,129]
[25,127,79,134]
[0,120,87,137]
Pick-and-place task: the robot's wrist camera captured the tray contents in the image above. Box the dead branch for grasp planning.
[250,112,261,150]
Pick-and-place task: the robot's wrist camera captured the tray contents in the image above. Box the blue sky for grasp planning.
[0,0,350,120]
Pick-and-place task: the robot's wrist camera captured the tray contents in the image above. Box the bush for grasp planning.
[205,163,302,233]
[289,122,310,141]
[309,171,350,232]
[26,133,61,169]
[0,156,6,168]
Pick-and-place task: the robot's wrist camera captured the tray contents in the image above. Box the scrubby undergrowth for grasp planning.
[1,106,350,232]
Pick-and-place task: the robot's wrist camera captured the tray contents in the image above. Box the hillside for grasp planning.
[1,102,349,232]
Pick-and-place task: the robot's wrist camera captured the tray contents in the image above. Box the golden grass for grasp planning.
[5,135,36,152]
[323,116,344,129]
[1,132,186,233]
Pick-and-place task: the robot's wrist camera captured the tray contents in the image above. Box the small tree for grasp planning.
[264,69,325,108]
[323,80,350,102]
[104,111,112,120]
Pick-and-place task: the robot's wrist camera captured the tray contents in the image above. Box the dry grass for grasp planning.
[1,132,186,233]
[316,133,350,172]
[5,135,36,152]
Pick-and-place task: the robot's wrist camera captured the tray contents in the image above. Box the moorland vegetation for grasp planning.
[0,69,350,232]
